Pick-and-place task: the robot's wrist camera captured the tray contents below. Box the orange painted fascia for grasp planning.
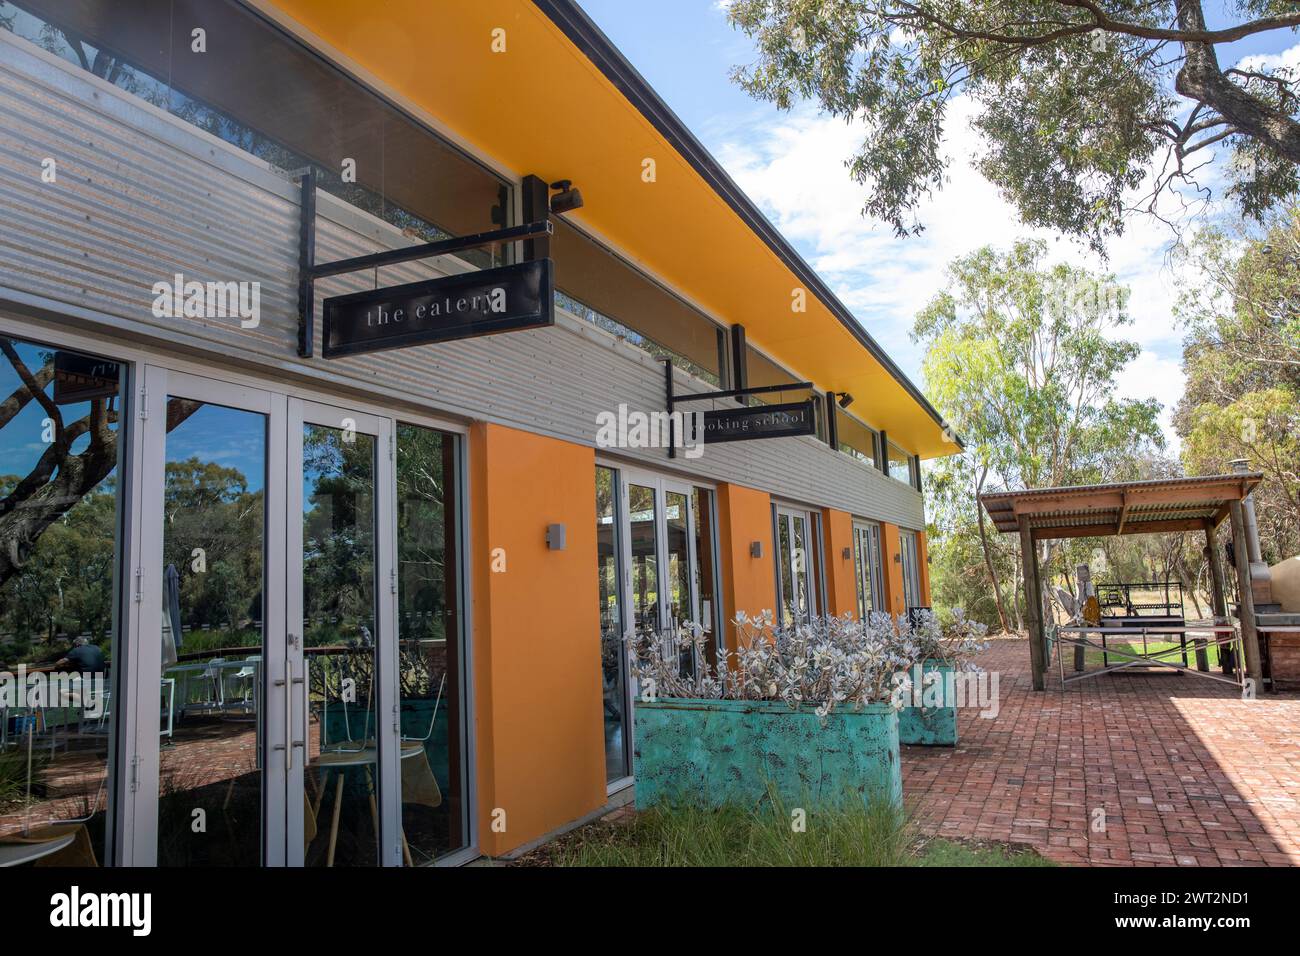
[469,422,605,856]
[262,0,954,458]
[716,483,775,651]
[820,508,858,617]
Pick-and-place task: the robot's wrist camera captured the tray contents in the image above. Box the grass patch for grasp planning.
[525,797,1054,867]
[913,836,1057,867]
[1075,639,1223,669]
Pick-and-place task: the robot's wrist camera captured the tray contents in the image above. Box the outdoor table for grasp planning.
[1052,623,1244,690]
[0,831,75,867]
[308,742,428,867]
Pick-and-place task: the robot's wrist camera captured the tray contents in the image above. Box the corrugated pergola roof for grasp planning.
[980,473,1264,539]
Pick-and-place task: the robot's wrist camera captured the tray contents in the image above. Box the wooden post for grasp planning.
[1074,563,1091,672]
[1228,502,1264,687]
[1019,517,1046,691]
[1204,520,1228,673]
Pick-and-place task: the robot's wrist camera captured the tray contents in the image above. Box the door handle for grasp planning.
[282,634,306,771]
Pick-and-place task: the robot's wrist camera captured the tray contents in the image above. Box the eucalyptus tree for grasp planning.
[727,1,1300,249]
[914,240,1164,627]
[1175,205,1300,561]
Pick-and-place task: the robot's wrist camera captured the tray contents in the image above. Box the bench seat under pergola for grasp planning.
[980,472,1265,691]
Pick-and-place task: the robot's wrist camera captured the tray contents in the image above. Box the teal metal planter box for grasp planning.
[897,661,959,746]
[633,698,901,810]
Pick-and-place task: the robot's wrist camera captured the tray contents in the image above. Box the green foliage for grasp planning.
[553,794,914,867]
[1175,208,1300,562]
[726,1,1300,249]
[914,240,1163,628]
[545,797,1054,867]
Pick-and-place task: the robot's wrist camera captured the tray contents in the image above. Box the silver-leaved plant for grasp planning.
[626,610,940,718]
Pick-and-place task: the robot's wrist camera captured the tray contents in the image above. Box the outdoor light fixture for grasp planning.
[836,392,854,409]
[842,547,852,560]
[549,179,584,215]
[750,541,764,558]
[546,523,567,551]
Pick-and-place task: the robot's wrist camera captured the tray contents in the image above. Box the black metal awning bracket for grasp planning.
[294,165,552,359]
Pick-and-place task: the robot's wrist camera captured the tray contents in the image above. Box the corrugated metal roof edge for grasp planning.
[980,472,1265,504]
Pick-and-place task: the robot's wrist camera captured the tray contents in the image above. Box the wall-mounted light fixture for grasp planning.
[750,541,764,558]
[835,392,854,409]
[546,523,567,551]
[842,547,852,560]
[549,179,584,215]
[894,553,901,563]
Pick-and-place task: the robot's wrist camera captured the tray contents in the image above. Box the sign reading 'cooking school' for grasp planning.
[322,258,554,358]
[700,399,817,443]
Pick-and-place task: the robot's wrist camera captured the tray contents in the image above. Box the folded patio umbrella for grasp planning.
[161,564,182,668]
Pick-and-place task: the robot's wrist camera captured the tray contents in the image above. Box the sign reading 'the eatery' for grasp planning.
[701,399,817,444]
[322,258,554,358]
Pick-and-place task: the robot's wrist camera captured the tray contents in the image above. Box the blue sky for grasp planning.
[578,1,1300,450]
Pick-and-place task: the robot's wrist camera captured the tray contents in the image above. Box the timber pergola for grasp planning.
[980,472,1265,691]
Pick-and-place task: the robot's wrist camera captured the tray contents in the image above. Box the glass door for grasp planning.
[854,521,884,619]
[132,375,462,866]
[774,506,818,626]
[595,466,629,784]
[288,400,398,868]
[134,367,288,866]
[619,470,702,676]
[604,469,705,786]
[899,529,922,612]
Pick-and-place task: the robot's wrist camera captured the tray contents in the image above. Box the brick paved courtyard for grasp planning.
[903,637,1300,866]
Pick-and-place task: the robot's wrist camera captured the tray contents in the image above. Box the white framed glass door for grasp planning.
[131,374,409,867]
[854,521,884,619]
[132,366,289,866]
[288,399,399,867]
[621,470,701,648]
[606,468,704,787]
[774,505,818,626]
[899,529,922,611]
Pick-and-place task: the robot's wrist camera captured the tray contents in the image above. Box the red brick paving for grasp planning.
[903,638,1300,866]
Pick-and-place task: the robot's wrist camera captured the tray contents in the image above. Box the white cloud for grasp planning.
[1236,40,1300,74]
[713,94,1219,450]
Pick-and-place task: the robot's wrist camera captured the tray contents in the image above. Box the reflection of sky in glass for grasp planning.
[166,403,266,493]
[0,342,118,480]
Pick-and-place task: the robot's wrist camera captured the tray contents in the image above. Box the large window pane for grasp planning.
[888,440,914,485]
[692,488,722,675]
[302,423,380,868]
[596,467,627,783]
[395,423,466,863]
[2,0,510,265]
[0,336,124,867]
[837,408,879,466]
[157,401,267,867]
[554,220,726,385]
[628,485,660,640]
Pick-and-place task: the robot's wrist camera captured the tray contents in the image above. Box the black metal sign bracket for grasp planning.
[295,168,553,358]
[662,357,814,458]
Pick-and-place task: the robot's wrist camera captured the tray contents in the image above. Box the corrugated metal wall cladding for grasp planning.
[0,31,924,531]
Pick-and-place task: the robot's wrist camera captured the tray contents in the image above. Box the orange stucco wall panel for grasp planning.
[821,508,858,617]
[881,522,906,617]
[917,530,932,605]
[469,423,604,856]
[716,483,775,651]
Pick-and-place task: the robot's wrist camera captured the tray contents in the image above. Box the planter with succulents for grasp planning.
[894,609,988,747]
[628,611,922,810]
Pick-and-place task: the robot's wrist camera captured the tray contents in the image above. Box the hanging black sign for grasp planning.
[53,351,121,404]
[322,258,554,358]
[701,399,817,444]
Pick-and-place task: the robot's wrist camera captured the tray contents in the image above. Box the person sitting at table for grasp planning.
[55,637,105,674]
